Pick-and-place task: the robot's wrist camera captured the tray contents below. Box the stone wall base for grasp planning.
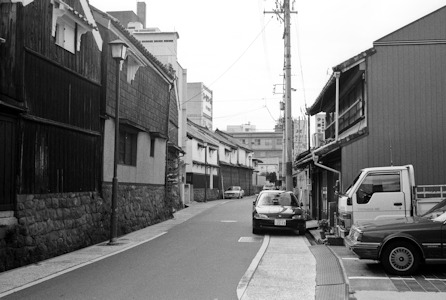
[0,183,174,272]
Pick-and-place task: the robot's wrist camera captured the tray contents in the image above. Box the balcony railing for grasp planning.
[325,98,364,139]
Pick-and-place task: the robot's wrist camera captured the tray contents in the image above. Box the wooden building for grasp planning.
[296,6,446,220]
[0,0,103,270]
[0,0,181,272]
[92,7,181,233]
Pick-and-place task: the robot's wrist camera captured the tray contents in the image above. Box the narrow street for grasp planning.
[2,198,262,300]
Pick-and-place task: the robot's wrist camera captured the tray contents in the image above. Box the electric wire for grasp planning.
[180,17,274,107]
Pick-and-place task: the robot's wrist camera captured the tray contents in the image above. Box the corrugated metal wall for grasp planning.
[342,42,446,186]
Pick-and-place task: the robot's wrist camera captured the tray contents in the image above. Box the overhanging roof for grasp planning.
[307,48,376,115]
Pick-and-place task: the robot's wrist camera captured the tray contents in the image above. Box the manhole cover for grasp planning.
[238,237,263,243]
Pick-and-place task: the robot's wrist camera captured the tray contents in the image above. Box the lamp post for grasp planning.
[203,142,208,202]
[108,39,128,245]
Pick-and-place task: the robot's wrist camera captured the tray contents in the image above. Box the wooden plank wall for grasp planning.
[24,50,101,131]
[20,121,100,194]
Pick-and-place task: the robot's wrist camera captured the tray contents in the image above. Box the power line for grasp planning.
[180,18,273,107]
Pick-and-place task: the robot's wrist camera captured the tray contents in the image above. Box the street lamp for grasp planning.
[108,39,128,245]
[203,142,208,202]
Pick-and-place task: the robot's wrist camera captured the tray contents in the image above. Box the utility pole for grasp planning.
[284,0,293,191]
[265,0,296,191]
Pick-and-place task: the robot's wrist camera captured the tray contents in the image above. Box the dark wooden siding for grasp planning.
[24,50,101,132]
[23,0,101,83]
[341,43,446,187]
[20,120,100,194]
[0,115,16,210]
[19,49,102,194]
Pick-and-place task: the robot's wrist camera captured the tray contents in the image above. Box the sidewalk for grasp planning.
[0,200,348,299]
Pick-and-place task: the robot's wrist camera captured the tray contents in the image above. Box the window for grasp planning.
[51,0,95,54]
[150,138,155,157]
[255,139,261,145]
[265,139,272,146]
[357,173,401,204]
[119,130,137,165]
[55,18,76,53]
[276,139,282,145]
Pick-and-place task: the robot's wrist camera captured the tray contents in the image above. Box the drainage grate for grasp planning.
[238,237,263,243]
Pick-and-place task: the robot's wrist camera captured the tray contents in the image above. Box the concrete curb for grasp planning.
[236,234,270,300]
[327,245,350,300]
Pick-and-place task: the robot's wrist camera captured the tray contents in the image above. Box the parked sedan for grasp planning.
[252,190,306,235]
[345,210,446,276]
[224,186,244,199]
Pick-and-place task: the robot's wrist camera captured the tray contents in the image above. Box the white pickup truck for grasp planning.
[336,165,446,236]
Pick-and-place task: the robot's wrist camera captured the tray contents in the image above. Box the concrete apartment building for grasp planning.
[187,82,213,129]
[228,129,283,182]
[226,123,256,133]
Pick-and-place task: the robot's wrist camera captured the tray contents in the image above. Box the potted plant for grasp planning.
[318,219,330,240]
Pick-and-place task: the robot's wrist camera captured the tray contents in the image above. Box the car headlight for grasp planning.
[254,213,269,219]
[349,228,363,242]
[292,214,303,219]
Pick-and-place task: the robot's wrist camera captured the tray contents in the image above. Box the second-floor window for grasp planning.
[55,18,76,53]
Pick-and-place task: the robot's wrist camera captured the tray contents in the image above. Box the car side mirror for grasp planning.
[347,197,352,205]
[334,180,340,195]
[253,200,256,205]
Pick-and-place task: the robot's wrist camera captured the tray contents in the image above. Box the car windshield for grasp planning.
[227,186,240,191]
[257,193,298,207]
[344,172,361,195]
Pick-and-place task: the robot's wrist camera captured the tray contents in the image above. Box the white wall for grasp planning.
[103,119,166,184]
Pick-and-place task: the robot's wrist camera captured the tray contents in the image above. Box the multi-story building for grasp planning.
[226,123,256,133]
[107,2,188,205]
[187,82,213,129]
[296,5,446,220]
[229,131,283,183]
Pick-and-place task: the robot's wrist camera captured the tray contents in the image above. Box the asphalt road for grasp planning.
[4,197,263,300]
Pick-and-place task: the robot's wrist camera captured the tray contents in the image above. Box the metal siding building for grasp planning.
[342,6,446,186]
[298,5,446,219]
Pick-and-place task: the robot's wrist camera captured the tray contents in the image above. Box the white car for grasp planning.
[224,186,244,199]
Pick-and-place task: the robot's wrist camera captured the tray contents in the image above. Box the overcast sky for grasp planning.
[89,0,445,132]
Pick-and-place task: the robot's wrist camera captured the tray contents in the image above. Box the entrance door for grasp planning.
[0,115,16,210]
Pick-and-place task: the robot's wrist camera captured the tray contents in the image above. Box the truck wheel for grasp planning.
[381,241,420,276]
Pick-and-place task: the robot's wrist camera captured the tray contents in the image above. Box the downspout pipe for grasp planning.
[312,152,341,188]
[312,71,342,185]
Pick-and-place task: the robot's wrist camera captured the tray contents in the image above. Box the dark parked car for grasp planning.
[345,209,446,276]
[252,190,307,235]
